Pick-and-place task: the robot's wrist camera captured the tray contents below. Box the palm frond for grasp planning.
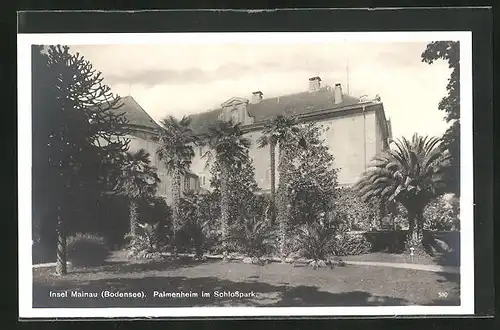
[354,133,452,205]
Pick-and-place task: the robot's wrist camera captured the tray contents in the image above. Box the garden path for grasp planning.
[341,260,459,274]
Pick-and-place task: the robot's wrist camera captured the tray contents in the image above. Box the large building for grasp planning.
[115,76,393,204]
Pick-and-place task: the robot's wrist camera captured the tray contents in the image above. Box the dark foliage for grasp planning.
[230,214,277,258]
[331,226,372,257]
[67,233,110,266]
[32,45,131,272]
[295,216,336,263]
[209,150,259,226]
[138,197,172,248]
[353,134,452,253]
[424,194,460,231]
[330,187,382,231]
[287,123,339,228]
[176,192,221,255]
[421,41,460,196]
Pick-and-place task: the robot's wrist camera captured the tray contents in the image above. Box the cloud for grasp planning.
[103,58,346,88]
[67,41,452,139]
[107,67,207,86]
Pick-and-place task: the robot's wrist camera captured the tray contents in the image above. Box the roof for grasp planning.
[189,85,361,135]
[110,96,161,130]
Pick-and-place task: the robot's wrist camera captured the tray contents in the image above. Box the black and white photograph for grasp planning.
[18,31,474,318]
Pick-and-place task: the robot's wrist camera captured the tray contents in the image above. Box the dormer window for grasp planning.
[219,97,254,126]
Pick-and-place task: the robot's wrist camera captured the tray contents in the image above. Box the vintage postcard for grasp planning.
[18,31,473,318]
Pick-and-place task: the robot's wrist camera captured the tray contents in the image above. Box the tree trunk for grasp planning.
[379,200,384,229]
[269,140,276,224]
[220,164,230,262]
[129,200,138,237]
[171,169,181,254]
[276,144,290,260]
[55,208,67,276]
[407,207,425,254]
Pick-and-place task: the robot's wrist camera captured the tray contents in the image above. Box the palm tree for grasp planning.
[114,149,160,238]
[203,120,251,262]
[256,125,278,222]
[257,115,304,259]
[155,116,198,253]
[353,133,451,253]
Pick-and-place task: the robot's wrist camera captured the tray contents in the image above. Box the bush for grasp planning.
[331,226,372,256]
[138,197,172,249]
[295,217,336,264]
[287,122,339,228]
[331,187,381,231]
[390,203,409,230]
[364,231,407,253]
[424,194,460,231]
[176,192,221,255]
[230,215,276,259]
[125,222,167,261]
[67,233,109,266]
[182,216,218,257]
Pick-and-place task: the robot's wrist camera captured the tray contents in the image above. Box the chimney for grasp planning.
[334,83,343,104]
[308,76,321,92]
[251,91,263,104]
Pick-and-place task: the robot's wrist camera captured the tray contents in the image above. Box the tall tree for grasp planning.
[155,116,198,253]
[112,149,160,238]
[353,134,451,254]
[421,41,460,196]
[257,126,277,222]
[258,115,304,259]
[209,151,258,226]
[33,45,130,275]
[202,120,251,261]
[287,123,339,227]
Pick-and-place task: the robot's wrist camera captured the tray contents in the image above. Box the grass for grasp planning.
[33,252,460,308]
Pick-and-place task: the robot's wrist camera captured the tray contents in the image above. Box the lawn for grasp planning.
[33,253,460,308]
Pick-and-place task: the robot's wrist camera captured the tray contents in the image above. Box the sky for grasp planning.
[68,41,452,139]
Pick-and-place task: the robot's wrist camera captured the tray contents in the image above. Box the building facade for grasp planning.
[111,96,199,205]
[116,76,393,204]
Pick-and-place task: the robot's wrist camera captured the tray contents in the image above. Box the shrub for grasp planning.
[287,123,339,228]
[391,203,409,230]
[331,187,381,231]
[182,217,217,257]
[125,222,167,261]
[331,226,372,256]
[230,216,277,259]
[363,231,407,253]
[138,197,172,249]
[176,191,222,255]
[67,233,109,266]
[424,194,460,231]
[295,217,336,266]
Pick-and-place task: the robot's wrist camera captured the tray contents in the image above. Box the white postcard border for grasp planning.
[18,31,474,318]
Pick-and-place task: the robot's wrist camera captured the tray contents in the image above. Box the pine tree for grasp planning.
[32,45,130,275]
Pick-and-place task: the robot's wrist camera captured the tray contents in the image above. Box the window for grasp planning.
[184,176,190,192]
[202,176,206,186]
[231,107,239,123]
[199,146,203,156]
